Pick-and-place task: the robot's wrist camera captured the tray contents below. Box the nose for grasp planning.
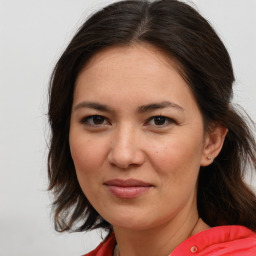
[107,125,145,169]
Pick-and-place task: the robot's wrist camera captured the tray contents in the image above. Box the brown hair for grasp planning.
[48,0,256,233]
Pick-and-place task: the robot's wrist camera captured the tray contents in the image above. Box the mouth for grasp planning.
[104,179,153,199]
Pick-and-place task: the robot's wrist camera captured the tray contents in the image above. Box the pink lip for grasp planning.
[104,179,153,199]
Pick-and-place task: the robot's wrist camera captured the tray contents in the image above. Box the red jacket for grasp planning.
[83,225,256,256]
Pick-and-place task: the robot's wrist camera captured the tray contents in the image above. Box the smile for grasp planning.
[104,179,153,199]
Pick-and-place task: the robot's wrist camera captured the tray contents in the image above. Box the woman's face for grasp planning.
[69,44,210,231]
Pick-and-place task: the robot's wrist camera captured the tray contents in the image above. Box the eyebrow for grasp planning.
[73,101,184,113]
[137,101,184,113]
[73,102,113,112]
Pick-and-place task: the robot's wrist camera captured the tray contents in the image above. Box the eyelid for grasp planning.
[145,115,176,127]
[79,114,176,128]
[80,115,111,126]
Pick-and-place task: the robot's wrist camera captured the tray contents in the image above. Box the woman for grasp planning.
[47,0,256,255]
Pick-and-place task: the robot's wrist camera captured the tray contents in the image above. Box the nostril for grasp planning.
[107,147,145,169]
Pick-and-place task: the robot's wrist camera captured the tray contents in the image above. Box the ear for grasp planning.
[200,124,228,166]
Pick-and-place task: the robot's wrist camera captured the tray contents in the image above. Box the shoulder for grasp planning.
[171,225,256,256]
[82,233,116,256]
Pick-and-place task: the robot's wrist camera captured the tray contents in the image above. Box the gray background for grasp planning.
[1,0,255,255]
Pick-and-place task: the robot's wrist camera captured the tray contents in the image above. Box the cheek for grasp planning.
[69,135,107,199]
[148,133,204,182]
[69,135,105,177]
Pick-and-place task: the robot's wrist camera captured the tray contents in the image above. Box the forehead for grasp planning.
[74,44,198,113]
[82,43,177,73]
[76,44,184,88]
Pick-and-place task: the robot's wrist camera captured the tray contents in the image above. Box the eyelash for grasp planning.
[80,115,176,128]
[80,115,110,126]
[145,116,176,127]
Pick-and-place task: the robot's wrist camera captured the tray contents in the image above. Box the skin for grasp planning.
[69,44,227,256]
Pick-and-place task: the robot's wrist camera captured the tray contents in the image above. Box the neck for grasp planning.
[113,214,210,256]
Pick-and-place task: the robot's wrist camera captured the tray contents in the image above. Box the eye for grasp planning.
[80,115,110,126]
[146,116,175,127]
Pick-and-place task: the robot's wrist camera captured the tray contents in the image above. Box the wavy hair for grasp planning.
[48,0,256,233]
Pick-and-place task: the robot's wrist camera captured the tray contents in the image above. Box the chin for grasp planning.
[105,211,166,232]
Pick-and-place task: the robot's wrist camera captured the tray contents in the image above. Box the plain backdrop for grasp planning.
[0,0,255,255]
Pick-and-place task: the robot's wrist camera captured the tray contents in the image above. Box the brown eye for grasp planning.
[146,116,175,127]
[153,116,167,125]
[81,115,109,126]
[92,115,105,124]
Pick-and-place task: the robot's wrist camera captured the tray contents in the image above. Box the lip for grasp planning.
[104,179,153,199]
